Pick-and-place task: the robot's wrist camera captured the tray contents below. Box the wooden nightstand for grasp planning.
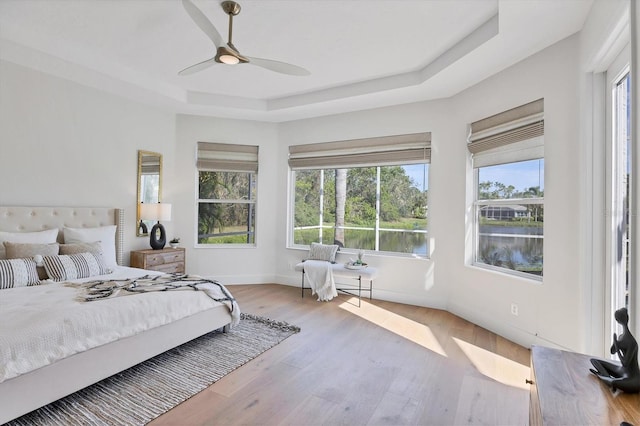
[130,247,185,273]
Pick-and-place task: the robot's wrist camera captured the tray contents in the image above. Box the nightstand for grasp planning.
[130,247,185,273]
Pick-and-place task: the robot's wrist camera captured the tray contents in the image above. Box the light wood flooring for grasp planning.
[150,284,531,425]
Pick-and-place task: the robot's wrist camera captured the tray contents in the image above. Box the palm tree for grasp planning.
[334,169,347,246]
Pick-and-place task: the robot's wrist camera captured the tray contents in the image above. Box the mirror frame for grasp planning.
[136,150,163,237]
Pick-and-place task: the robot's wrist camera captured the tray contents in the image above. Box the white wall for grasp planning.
[277,35,583,351]
[0,60,176,258]
[276,101,453,309]
[173,114,279,283]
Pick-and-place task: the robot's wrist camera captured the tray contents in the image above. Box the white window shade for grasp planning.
[288,132,431,170]
[140,157,160,175]
[472,136,544,168]
[468,98,544,166]
[197,142,259,173]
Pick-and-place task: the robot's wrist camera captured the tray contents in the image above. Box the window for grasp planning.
[469,99,544,279]
[289,133,430,257]
[610,70,630,312]
[605,45,631,346]
[196,142,258,246]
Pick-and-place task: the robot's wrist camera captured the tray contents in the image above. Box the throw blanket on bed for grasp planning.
[303,260,338,301]
[66,274,240,327]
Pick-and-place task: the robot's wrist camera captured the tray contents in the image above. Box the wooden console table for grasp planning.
[530,345,640,425]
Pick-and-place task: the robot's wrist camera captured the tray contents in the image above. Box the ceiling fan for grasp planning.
[179,0,310,77]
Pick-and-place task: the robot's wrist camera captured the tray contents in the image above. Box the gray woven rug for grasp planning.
[7,313,300,426]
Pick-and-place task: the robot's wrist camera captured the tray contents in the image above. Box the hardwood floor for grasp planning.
[150,284,530,425]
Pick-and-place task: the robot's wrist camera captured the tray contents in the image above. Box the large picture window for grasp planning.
[289,133,430,257]
[196,142,258,246]
[469,99,544,279]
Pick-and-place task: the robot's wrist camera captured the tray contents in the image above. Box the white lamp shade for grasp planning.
[140,203,172,222]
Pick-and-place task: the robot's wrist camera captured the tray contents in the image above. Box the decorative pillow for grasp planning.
[0,228,58,260]
[3,242,60,280]
[0,258,40,289]
[308,242,339,263]
[59,241,103,256]
[43,252,112,281]
[63,225,117,269]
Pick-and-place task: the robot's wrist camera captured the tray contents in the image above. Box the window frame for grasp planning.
[286,133,432,259]
[195,142,259,248]
[287,164,430,259]
[472,163,544,281]
[604,44,631,351]
[467,99,545,281]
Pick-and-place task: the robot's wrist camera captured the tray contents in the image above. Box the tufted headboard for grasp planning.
[0,206,125,266]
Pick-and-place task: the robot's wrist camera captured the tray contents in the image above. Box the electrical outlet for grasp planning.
[511,303,519,316]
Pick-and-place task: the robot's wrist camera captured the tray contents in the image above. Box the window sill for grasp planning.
[287,245,430,261]
[469,262,543,283]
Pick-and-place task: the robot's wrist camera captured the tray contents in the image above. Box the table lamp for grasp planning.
[139,202,172,250]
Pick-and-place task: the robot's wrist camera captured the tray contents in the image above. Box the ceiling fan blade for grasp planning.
[181,0,224,48]
[245,56,310,76]
[178,57,217,76]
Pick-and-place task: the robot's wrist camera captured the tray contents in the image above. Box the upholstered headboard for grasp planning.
[0,206,125,266]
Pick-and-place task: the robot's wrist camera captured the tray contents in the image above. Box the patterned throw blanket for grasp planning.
[65,274,240,327]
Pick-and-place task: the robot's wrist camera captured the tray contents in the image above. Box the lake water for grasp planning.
[478,225,543,271]
[296,225,542,268]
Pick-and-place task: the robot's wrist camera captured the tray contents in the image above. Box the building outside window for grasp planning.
[469,99,544,279]
[289,133,430,257]
[196,142,258,246]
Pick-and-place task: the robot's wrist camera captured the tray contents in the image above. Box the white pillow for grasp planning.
[63,225,117,268]
[0,228,59,260]
[308,242,339,263]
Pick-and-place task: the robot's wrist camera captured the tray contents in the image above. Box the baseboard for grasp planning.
[447,300,573,350]
[273,273,447,310]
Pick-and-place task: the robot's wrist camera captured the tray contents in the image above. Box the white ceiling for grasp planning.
[0,0,593,122]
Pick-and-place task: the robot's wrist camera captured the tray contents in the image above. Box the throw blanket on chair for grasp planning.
[65,274,240,327]
[304,260,337,301]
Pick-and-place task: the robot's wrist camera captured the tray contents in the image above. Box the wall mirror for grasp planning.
[136,150,162,237]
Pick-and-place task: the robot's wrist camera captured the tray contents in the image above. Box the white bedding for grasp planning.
[0,266,233,384]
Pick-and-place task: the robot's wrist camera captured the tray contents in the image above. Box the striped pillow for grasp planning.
[43,252,112,281]
[0,258,40,289]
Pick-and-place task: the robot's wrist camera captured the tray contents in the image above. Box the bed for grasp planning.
[0,206,237,424]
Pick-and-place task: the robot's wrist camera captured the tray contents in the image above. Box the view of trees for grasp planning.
[295,166,427,226]
[294,166,428,250]
[478,181,544,224]
[198,171,255,244]
[478,182,544,200]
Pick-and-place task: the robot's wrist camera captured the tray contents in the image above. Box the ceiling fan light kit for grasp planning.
[179,0,310,76]
[215,44,246,64]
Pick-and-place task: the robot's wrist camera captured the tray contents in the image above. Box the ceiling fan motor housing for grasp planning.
[221,1,241,16]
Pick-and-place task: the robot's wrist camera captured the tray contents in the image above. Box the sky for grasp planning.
[402,159,544,193]
[403,164,429,192]
[478,159,545,192]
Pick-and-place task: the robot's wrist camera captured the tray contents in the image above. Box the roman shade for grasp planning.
[197,142,259,173]
[468,99,544,168]
[288,132,431,170]
[140,156,160,175]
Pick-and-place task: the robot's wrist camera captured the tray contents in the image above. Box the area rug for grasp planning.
[7,313,300,426]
